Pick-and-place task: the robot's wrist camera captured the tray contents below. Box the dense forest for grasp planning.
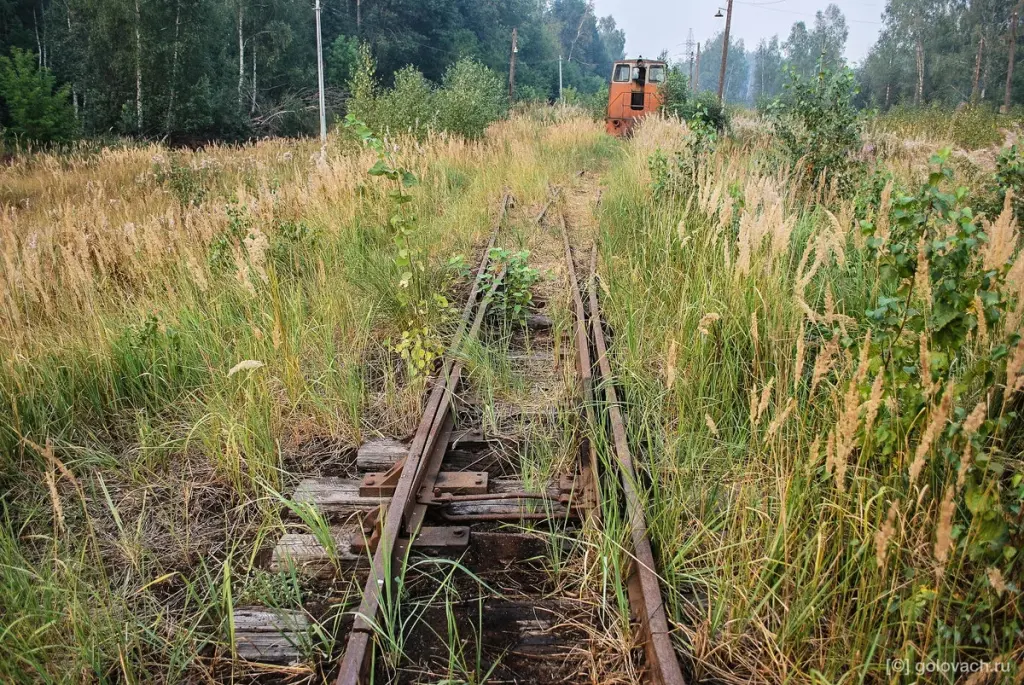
[0,0,624,141]
[5,0,1024,145]
[858,0,1024,109]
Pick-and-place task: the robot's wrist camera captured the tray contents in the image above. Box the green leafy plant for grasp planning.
[435,58,507,139]
[858,150,1022,646]
[393,326,445,375]
[648,113,718,200]
[481,248,539,323]
[154,159,210,207]
[767,59,861,190]
[989,143,1024,219]
[659,66,728,134]
[207,200,252,275]
[346,114,457,377]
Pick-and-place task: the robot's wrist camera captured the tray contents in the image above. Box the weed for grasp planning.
[154,158,211,206]
[481,248,540,323]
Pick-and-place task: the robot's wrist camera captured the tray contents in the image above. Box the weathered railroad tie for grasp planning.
[232,190,687,684]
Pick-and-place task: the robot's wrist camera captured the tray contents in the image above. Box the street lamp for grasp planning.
[714,0,733,104]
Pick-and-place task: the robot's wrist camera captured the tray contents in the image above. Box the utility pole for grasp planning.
[717,0,733,103]
[509,27,518,103]
[694,42,701,90]
[315,0,327,162]
[972,35,985,104]
[558,54,563,102]
[685,28,695,88]
[1006,2,1021,112]
[356,0,361,34]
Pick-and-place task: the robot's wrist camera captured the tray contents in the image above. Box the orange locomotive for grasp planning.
[605,57,666,136]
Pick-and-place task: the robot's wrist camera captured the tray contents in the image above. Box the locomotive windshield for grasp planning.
[612,63,631,82]
[648,65,666,83]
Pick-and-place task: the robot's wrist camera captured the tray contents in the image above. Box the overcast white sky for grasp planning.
[591,0,886,65]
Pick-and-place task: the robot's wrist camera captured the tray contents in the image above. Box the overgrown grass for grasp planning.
[13,98,1022,684]
[599,115,1023,682]
[870,104,1024,151]
[0,112,614,681]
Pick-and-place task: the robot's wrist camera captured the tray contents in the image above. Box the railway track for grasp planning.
[232,189,686,684]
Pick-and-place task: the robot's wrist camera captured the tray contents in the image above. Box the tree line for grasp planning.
[859,0,1024,109]
[678,3,849,106]
[0,0,626,143]
[688,0,1024,112]
[5,0,1024,146]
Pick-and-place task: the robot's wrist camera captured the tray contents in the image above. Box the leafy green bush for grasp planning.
[0,47,77,144]
[659,65,688,114]
[481,248,539,323]
[766,62,861,189]
[385,67,437,138]
[990,144,1024,218]
[436,58,507,138]
[659,66,728,133]
[154,159,211,207]
[857,152,1023,644]
[347,46,506,140]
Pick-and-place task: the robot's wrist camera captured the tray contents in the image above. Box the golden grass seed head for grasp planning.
[933,485,956,575]
[875,501,899,569]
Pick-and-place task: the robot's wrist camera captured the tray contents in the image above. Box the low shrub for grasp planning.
[435,58,507,139]
[659,65,729,133]
[766,61,861,190]
[154,158,212,207]
[346,45,507,140]
[992,143,1024,218]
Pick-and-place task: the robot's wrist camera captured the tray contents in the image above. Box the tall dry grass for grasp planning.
[0,112,614,682]
[599,115,1023,682]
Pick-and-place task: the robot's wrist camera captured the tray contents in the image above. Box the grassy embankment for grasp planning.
[598,112,1023,682]
[0,112,615,682]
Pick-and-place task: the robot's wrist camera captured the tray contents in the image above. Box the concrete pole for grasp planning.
[717,0,733,103]
[315,0,327,162]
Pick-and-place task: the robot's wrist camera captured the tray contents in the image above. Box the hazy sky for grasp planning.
[591,0,886,65]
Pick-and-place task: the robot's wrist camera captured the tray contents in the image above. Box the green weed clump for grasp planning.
[481,247,540,323]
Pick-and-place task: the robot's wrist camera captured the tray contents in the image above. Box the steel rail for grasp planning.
[335,194,511,685]
[560,210,602,517]
[583,244,687,685]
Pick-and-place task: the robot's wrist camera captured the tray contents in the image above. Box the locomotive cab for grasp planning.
[606,57,666,136]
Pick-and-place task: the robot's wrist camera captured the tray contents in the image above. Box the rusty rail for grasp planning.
[560,209,686,685]
[583,243,687,685]
[335,194,685,685]
[335,193,511,685]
